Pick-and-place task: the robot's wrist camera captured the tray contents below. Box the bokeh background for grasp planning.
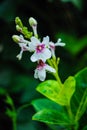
[0,0,87,130]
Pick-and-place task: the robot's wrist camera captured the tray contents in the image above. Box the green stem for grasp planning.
[12,104,17,130]
[66,104,78,130]
[12,117,17,130]
[6,94,17,130]
[75,88,87,122]
[66,104,74,121]
[53,72,63,88]
[47,58,62,88]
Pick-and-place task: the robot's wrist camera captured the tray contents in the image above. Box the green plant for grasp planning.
[10,17,87,130]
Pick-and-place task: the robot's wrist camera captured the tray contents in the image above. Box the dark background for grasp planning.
[0,0,87,130]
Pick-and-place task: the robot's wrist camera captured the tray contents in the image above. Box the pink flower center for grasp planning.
[37,60,46,70]
[36,44,45,53]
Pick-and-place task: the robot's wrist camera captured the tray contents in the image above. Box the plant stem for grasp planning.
[6,94,17,130]
[53,72,63,88]
[12,105,17,130]
[12,117,17,130]
[66,104,78,130]
[66,104,73,121]
[47,58,63,88]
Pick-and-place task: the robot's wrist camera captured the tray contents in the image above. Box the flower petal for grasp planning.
[55,38,65,46]
[30,52,38,62]
[42,36,49,46]
[45,65,56,73]
[55,42,65,46]
[29,36,40,51]
[34,69,38,79]
[16,50,23,60]
[42,48,51,60]
[38,69,46,81]
[31,36,40,44]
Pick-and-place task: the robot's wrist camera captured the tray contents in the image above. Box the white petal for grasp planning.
[34,69,38,79]
[45,65,56,73]
[16,51,23,60]
[38,69,46,81]
[42,36,49,46]
[29,36,40,51]
[30,52,38,62]
[55,38,65,47]
[29,42,36,51]
[31,36,40,44]
[51,50,55,57]
[42,48,51,61]
[55,42,65,47]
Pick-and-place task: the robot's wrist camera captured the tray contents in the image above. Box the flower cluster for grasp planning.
[12,17,65,81]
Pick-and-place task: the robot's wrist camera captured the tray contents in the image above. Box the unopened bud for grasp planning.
[29,17,37,27]
[15,17,23,27]
[16,25,22,32]
[12,35,20,43]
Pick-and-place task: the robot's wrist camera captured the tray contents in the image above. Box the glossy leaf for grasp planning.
[32,109,70,125]
[57,76,76,105]
[71,67,87,115]
[36,80,61,105]
[36,77,76,106]
[31,98,64,112]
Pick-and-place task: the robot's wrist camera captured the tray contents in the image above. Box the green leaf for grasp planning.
[71,67,87,115]
[32,109,70,125]
[5,95,14,105]
[73,67,87,121]
[31,98,64,112]
[36,80,61,105]
[36,77,76,106]
[75,67,87,89]
[6,108,16,119]
[57,76,76,105]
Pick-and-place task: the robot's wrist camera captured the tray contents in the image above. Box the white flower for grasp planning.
[49,38,65,57]
[34,60,56,81]
[13,35,30,60]
[29,36,51,62]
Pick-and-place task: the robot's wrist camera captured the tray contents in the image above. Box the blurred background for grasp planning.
[0,0,87,130]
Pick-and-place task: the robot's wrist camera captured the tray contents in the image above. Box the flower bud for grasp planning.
[16,25,22,32]
[29,17,38,38]
[15,17,23,27]
[29,17,37,27]
[12,35,20,43]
